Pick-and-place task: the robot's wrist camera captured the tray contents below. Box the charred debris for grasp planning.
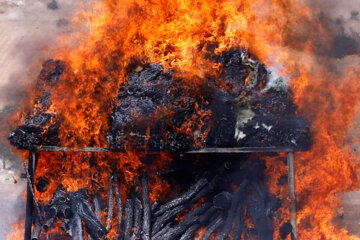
[8,50,310,152]
[31,159,292,240]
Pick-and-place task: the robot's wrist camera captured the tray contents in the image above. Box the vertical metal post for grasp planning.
[24,151,37,240]
[287,152,297,240]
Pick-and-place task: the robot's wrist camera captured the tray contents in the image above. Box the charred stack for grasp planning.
[8,49,310,152]
[31,159,290,240]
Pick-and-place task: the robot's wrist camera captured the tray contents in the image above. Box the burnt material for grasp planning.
[141,174,151,240]
[9,50,310,152]
[8,59,64,149]
[70,189,108,239]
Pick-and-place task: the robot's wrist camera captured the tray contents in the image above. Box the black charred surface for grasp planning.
[42,187,107,240]
[8,59,64,149]
[9,50,310,151]
[36,156,284,240]
[107,63,196,152]
[107,50,310,152]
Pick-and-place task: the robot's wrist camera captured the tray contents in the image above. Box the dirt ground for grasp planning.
[0,0,359,239]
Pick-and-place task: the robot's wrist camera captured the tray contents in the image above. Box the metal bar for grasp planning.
[287,152,297,240]
[24,151,36,240]
[28,145,296,153]
[187,147,295,153]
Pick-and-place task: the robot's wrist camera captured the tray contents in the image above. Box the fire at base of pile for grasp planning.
[31,157,290,240]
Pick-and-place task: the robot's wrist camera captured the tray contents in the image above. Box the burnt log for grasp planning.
[132,198,143,238]
[92,194,102,220]
[152,204,187,235]
[215,179,248,240]
[151,201,159,213]
[106,173,114,230]
[152,222,172,240]
[141,174,151,240]
[154,178,207,217]
[114,173,123,237]
[31,218,41,240]
[233,198,246,240]
[179,223,200,240]
[43,217,56,232]
[154,202,211,240]
[213,192,232,210]
[72,213,84,240]
[200,213,224,240]
[199,206,218,225]
[124,199,134,240]
[70,189,108,239]
[247,181,275,240]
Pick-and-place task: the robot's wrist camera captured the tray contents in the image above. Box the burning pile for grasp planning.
[5,0,360,239]
[7,46,312,239]
[9,50,310,152]
[30,159,284,240]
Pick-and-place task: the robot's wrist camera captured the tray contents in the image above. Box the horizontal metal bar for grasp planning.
[28,146,113,152]
[187,147,295,153]
[28,145,296,153]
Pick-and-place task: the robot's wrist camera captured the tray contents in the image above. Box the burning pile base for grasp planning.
[30,159,288,240]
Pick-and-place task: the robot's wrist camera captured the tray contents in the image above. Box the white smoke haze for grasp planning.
[0,0,96,238]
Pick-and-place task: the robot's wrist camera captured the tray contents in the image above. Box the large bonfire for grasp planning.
[6,0,360,239]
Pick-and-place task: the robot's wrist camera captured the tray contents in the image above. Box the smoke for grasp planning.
[0,0,94,110]
[0,0,96,238]
[302,0,360,60]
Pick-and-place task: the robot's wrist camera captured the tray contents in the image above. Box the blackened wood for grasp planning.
[43,217,55,231]
[213,192,232,210]
[72,213,84,240]
[152,204,187,235]
[215,179,248,240]
[151,201,159,213]
[114,173,123,237]
[199,206,217,225]
[106,173,114,230]
[179,223,200,240]
[233,198,246,240]
[70,191,108,239]
[141,174,151,240]
[191,174,220,204]
[92,194,102,220]
[58,203,72,219]
[124,199,134,240]
[49,186,67,206]
[154,178,207,217]
[247,181,273,240]
[152,222,172,240]
[155,202,211,240]
[25,151,36,240]
[61,219,72,237]
[200,213,224,240]
[133,198,142,238]
[31,218,41,240]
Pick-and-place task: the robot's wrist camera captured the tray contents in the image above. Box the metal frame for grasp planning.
[24,146,297,240]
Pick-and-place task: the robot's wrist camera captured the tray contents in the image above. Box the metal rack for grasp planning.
[24,146,298,240]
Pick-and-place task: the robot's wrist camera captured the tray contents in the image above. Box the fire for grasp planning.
[6,0,360,239]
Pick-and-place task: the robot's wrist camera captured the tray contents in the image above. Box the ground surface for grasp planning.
[0,0,359,239]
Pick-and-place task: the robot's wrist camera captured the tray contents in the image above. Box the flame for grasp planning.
[7,0,360,239]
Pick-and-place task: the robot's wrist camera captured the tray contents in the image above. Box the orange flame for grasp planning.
[7,0,360,239]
